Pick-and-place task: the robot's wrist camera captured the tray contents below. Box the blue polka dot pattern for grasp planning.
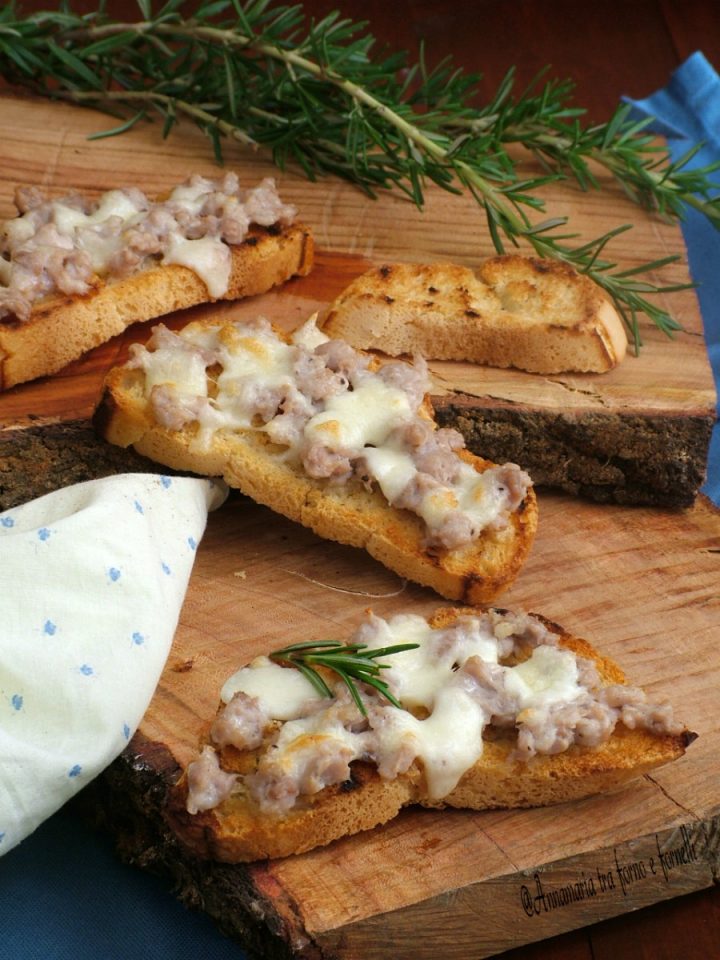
[188,536,198,551]
[0,473,222,857]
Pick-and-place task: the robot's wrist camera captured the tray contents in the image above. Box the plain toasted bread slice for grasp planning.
[319,256,627,374]
[165,606,693,862]
[95,319,537,604]
[0,222,314,391]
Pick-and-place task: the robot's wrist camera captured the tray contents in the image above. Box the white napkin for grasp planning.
[0,472,227,856]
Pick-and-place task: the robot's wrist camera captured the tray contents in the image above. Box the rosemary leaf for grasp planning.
[269,639,419,715]
[86,108,147,139]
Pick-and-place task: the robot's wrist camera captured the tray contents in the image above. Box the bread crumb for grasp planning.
[170,658,194,673]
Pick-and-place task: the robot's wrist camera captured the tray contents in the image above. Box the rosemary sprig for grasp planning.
[448,72,720,230]
[269,639,419,716]
[1,0,718,347]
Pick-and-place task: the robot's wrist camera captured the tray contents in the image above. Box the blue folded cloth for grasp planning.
[2,52,719,960]
[625,50,720,505]
[0,806,238,960]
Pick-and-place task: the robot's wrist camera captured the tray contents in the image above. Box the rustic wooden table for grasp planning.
[2,2,719,959]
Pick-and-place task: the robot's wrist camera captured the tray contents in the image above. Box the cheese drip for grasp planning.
[221,656,322,721]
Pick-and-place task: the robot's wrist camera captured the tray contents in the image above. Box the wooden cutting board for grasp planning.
[97,488,720,960]
[1,91,719,958]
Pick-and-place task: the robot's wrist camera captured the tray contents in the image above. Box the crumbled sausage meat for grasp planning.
[0,174,296,322]
[185,745,238,815]
[13,185,44,214]
[301,442,354,482]
[246,736,357,815]
[397,421,465,485]
[211,691,269,751]
[376,354,430,409]
[460,656,519,725]
[149,385,209,431]
[243,690,371,815]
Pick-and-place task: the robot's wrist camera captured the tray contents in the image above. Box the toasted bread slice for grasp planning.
[319,256,627,374]
[0,222,313,391]
[166,606,693,862]
[95,318,537,604]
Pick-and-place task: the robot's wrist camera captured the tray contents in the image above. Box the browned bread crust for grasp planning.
[0,223,314,390]
[319,256,627,374]
[95,323,538,604]
[165,607,692,862]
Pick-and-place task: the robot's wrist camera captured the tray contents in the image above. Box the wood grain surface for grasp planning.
[1,12,719,954]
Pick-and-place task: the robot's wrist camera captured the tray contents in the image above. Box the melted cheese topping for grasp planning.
[366,444,509,537]
[304,379,412,451]
[53,189,143,234]
[504,645,580,709]
[441,462,508,530]
[218,612,585,806]
[140,319,414,454]
[221,656,322,721]
[272,711,358,762]
[163,234,231,298]
[215,330,296,417]
[364,614,500,712]
[291,312,328,350]
[144,348,210,397]
[13,182,234,292]
[372,685,487,798]
[362,446,420,503]
[52,191,146,275]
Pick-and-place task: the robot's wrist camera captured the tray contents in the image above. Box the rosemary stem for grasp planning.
[67,88,257,147]
[595,150,716,220]
[162,22,454,162]
[503,125,718,224]
[58,19,455,169]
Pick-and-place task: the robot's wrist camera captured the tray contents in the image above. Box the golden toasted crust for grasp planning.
[95,325,538,604]
[166,606,692,862]
[319,256,627,374]
[0,223,314,390]
[168,761,420,862]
